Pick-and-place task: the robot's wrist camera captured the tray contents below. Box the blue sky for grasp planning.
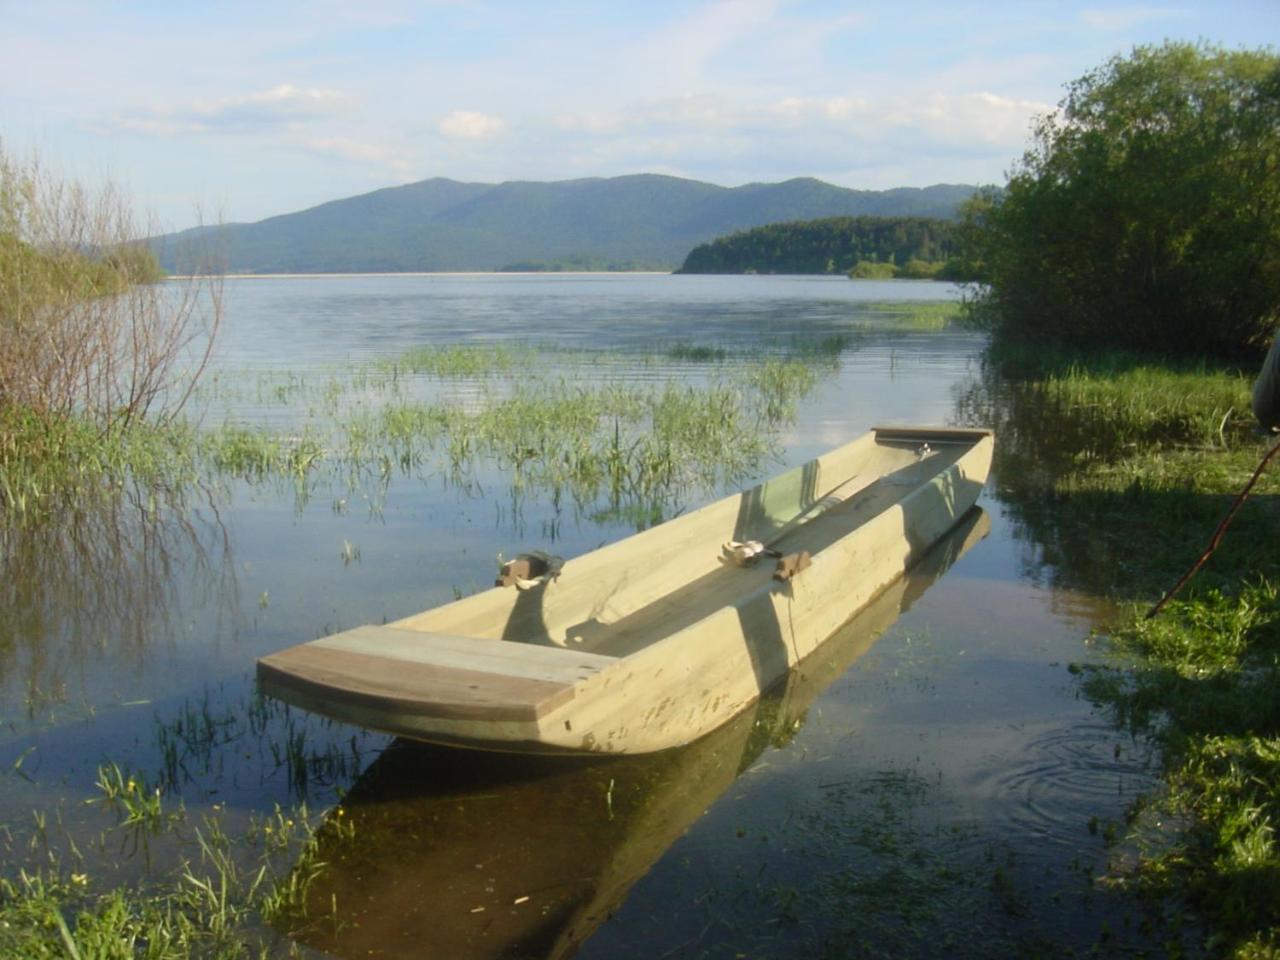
[2,1,1276,231]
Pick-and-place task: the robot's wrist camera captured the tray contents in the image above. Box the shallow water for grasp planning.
[0,275,1171,957]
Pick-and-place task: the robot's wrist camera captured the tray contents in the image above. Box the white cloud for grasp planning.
[1080,5,1189,32]
[116,84,354,136]
[638,0,781,86]
[556,90,1050,152]
[438,110,506,139]
[300,137,414,176]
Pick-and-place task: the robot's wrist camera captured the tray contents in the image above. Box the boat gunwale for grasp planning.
[255,426,994,752]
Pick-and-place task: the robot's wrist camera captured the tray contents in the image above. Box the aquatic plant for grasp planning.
[858,301,962,331]
[91,763,172,833]
[665,341,728,363]
[384,342,535,377]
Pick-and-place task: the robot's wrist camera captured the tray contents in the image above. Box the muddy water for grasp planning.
[0,275,1168,957]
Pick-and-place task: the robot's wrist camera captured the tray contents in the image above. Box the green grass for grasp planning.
[3,340,848,525]
[385,342,536,377]
[0,800,339,959]
[981,347,1280,957]
[858,301,963,331]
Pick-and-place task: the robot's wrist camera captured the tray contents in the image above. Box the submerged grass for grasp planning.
[0,801,339,959]
[3,349,837,525]
[978,347,1280,957]
[2,687,377,958]
[860,301,963,331]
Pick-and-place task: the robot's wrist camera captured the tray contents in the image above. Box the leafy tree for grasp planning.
[965,42,1280,357]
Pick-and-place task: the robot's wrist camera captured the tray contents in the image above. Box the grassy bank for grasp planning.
[967,347,1280,957]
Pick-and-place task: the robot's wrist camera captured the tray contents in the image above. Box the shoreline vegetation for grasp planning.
[961,344,1280,958]
[2,340,844,527]
[957,41,1280,958]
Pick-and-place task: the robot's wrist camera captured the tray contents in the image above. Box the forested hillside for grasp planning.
[149,176,977,274]
[677,216,961,275]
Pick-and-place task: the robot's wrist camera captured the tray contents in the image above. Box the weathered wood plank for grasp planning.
[260,627,617,721]
[310,625,615,683]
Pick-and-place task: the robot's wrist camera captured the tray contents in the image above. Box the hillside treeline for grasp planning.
[676,216,964,276]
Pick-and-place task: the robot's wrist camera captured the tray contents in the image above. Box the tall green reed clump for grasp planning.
[0,405,203,521]
[339,360,821,512]
[978,343,1255,465]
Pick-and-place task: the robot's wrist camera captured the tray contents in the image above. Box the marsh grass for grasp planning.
[0,407,201,521]
[4,338,845,526]
[2,688,374,958]
[0,796,337,959]
[976,347,1280,957]
[859,301,963,331]
[1038,366,1253,455]
[385,342,536,377]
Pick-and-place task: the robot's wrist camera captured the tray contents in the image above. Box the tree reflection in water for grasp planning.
[0,481,237,724]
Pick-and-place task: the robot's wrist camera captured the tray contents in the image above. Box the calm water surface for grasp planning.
[0,275,1168,957]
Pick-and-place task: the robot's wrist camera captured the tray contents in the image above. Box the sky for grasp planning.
[1,0,1276,232]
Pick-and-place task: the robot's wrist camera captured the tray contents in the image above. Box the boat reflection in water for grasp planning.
[282,508,990,960]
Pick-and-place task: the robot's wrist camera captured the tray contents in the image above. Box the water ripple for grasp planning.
[966,719,1159,863]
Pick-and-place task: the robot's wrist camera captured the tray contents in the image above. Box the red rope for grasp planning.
[1146,437,1280,620]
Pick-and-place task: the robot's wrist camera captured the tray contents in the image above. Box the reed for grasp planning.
[2,330,851,524]
[859,301,963,330]
[385,342,536,377]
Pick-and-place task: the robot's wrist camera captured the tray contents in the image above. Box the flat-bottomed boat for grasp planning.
[257,425,993,755]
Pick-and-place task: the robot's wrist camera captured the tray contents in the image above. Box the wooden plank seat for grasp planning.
[257,625,618,722]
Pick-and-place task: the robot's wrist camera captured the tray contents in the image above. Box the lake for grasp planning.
[0,274,1169,957]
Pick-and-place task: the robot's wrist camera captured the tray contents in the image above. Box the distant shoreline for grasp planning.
[166,270,677,280]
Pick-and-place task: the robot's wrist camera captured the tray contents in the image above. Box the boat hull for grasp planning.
[257,426,993,755]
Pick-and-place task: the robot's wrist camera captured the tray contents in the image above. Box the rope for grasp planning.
[1145,436,1280,620]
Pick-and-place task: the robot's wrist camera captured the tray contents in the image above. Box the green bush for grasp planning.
[964,42,1280,358]
[847,260,897,279]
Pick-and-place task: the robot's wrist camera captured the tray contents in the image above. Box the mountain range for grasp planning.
[153,174,978,274]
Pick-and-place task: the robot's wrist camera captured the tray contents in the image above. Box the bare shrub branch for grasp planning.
[0,143,222,432]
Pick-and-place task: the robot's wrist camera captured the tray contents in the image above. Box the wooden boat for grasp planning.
[277,509,991,960]
[257,425,993,755]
